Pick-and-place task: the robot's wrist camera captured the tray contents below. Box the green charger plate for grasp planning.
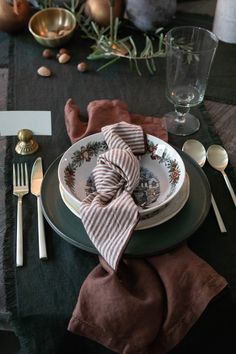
[41,150,211,257]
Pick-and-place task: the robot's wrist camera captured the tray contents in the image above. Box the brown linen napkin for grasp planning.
[64,99,228,354]
[68,245,227,354]
[64,98,168,143]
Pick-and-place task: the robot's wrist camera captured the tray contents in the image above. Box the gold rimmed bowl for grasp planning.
[28,7,77,48]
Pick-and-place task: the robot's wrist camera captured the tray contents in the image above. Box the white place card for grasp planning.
[0,111,52,136]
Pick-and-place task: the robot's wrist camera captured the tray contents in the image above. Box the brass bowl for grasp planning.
[28,7,77,48]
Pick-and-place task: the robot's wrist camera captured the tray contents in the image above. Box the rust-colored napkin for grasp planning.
[64,98,168,143]
[64,98,228,354]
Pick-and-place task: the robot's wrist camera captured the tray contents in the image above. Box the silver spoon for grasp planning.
[207,145,236,207]
[182,139,227,233]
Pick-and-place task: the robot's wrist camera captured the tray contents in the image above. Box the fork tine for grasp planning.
[17,163,20,186]
[13,163,29,190]
[13,163,16,187]
[24,163,28,187]
[20,163,24,185]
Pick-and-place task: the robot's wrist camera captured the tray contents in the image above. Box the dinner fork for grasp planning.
[13,163,29,267]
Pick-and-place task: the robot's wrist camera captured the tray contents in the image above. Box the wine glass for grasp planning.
[164,26,218,136]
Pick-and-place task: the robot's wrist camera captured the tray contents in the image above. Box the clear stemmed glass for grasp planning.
[164,26,218,136]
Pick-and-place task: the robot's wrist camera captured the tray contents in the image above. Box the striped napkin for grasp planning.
[80,121,146,271]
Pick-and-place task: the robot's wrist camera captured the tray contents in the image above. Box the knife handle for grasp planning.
[37,196,48,260]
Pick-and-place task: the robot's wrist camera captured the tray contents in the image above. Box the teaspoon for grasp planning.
[182,139,227,233]
[207,145,236,207]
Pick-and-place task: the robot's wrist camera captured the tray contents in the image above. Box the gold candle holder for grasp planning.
[15,129,39,155]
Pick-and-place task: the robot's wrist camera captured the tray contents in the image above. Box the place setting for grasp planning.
[25,92,225,353]
[2,2,236,353]
[41,100,210,256]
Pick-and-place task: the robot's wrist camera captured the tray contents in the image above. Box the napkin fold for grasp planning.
[64,98,228,354]
[64,98,168,143]
[80,121,145,271]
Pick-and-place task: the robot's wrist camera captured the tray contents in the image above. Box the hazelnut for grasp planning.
[77,62,88,72]
[42,48,54,59]
[59,48,70,55]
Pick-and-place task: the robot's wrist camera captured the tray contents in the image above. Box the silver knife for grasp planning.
[31,157,47,260]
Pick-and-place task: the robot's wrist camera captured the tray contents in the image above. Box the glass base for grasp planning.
[164,112,200,136]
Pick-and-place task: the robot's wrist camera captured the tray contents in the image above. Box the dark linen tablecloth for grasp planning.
[2,15,236,354]
[0,31,10,328]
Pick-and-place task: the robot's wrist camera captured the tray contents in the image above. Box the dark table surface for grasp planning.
[1,11,236,354]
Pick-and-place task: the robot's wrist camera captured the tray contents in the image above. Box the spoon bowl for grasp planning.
[207,144,229,171]
[207,144,236,207]
[182,139,206,167]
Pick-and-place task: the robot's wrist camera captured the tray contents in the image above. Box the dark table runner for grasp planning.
[0,31,10,327]
[3,19,236,354]
[0,31,9,67]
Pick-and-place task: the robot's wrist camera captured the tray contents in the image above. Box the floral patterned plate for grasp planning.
[58,132,186,217]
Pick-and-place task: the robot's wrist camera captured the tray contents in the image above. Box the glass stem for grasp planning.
[174,105,190,124]
[109,1,114,42]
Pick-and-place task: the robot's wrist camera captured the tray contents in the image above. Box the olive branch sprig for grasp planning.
[79,12,166,75]
[170,37,200,64]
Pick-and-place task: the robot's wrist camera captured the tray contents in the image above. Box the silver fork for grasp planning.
[13,163,29,267]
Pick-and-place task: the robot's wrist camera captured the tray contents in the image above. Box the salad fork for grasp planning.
[13,163,29,267]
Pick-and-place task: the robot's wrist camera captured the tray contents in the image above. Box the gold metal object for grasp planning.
[13,162,29,267]
[84,0,124,27]
[28,8,77,48]
[31,157,48,260]
[15,129,39,155]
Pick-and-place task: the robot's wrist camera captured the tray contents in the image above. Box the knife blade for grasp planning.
[31,157,47,260]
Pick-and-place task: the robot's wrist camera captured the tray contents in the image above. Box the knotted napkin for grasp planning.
[64,98,228,354]
[80,121,145,270]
